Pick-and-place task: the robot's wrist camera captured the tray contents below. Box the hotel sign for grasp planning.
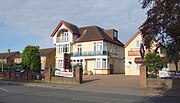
[128,50,140,56]
[55,70,74,78]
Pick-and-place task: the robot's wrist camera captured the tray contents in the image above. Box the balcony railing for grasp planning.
[71,51,109,57]
[56,37,69,43]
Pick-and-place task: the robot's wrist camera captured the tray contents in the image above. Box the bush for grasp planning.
[143,52,163,76]
[148,73,157,78]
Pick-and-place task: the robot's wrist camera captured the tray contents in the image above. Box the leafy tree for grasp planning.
[143,52,163,77]
[140,0,180,71]
[166,42,179,71]
[21,45,41,73]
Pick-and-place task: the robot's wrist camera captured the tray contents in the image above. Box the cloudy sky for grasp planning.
[0,0,147,52]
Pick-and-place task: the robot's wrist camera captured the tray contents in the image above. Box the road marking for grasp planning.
[72,97,106,103]
[0,87,9,92]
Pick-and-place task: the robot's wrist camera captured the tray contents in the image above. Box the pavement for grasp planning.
[0,74,180,98]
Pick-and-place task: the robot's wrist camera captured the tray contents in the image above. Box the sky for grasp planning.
[0,0,147,53]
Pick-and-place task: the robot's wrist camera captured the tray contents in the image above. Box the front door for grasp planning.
[86,59,94,74]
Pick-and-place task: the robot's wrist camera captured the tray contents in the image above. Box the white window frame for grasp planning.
[136,40,142,48]
[113,46,118,55]
[62,31,69,42]
[57,44,70,53]
[71,59,83,68]
[95,58,107,69]
[102,59,107,68]
[94,42,103,51]
[103,42,107,51]
[113,30,118,38]
[77,44,82,55]
[56,59,63,70]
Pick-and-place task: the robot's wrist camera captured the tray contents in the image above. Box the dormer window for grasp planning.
[113,30,118,39]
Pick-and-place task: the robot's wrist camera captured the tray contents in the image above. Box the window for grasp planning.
[113,30,118,39]
[62,31,69,42]
[14,58,19,63]
[71,59,83,68]
[113,46,117,54]
[94,42,102,51]
[57,44,69,53]
[95,58,107,69]
[96,59,101,68]
[77,44,82,55]
[103,42,107,51]
[41,57,46,61]
[57,59,63,69]
[102,59,107,68]
[136,40,142,48]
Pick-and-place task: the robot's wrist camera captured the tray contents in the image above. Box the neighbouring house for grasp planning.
[39,48,56,70]
[51,20,125,75]
[0,49,21,67]
[124,31,166,75]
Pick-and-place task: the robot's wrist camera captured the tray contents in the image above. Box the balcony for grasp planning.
[71,51,109,57]
[56,37,69,43]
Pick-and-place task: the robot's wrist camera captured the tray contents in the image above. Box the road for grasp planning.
[0,85,180,103]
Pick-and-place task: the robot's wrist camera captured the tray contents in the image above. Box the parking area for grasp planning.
[83,74,140,88]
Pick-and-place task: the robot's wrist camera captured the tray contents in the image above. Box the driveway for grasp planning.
[83,74,140,88]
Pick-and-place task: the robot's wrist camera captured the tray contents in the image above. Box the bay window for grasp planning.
[94,42,102,51]
[56,59,63,69]
[94,42,107,52]
[95,58,108,69]
[57,44,69,53]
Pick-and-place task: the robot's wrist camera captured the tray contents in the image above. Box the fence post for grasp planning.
[75,67,83,84]
[140,65,147,87]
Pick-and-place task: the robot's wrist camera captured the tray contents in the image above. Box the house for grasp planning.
[0,49,21,68]
[124,31,166,75]
[39,48,56,70]
[51,20,125,75]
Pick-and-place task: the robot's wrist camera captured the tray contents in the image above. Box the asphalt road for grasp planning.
[0,85,180,103]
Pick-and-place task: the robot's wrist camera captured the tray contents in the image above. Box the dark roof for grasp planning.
[0,51,21,59]
[62,20,80,34]
[51,20,80,37]
[51,20,124,46]
[39,48,56,56]
[77,26,124,46]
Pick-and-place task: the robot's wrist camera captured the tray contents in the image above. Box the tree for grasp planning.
[140,0,180,71]
[21,45,41,73]
[166,42,179,71]
[143,52,163,78]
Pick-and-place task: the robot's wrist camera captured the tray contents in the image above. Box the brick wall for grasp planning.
[147,78,180,89]
[44,67,82,84]
[139,66,180,89]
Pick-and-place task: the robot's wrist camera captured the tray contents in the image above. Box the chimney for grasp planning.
[8,49,10,53]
